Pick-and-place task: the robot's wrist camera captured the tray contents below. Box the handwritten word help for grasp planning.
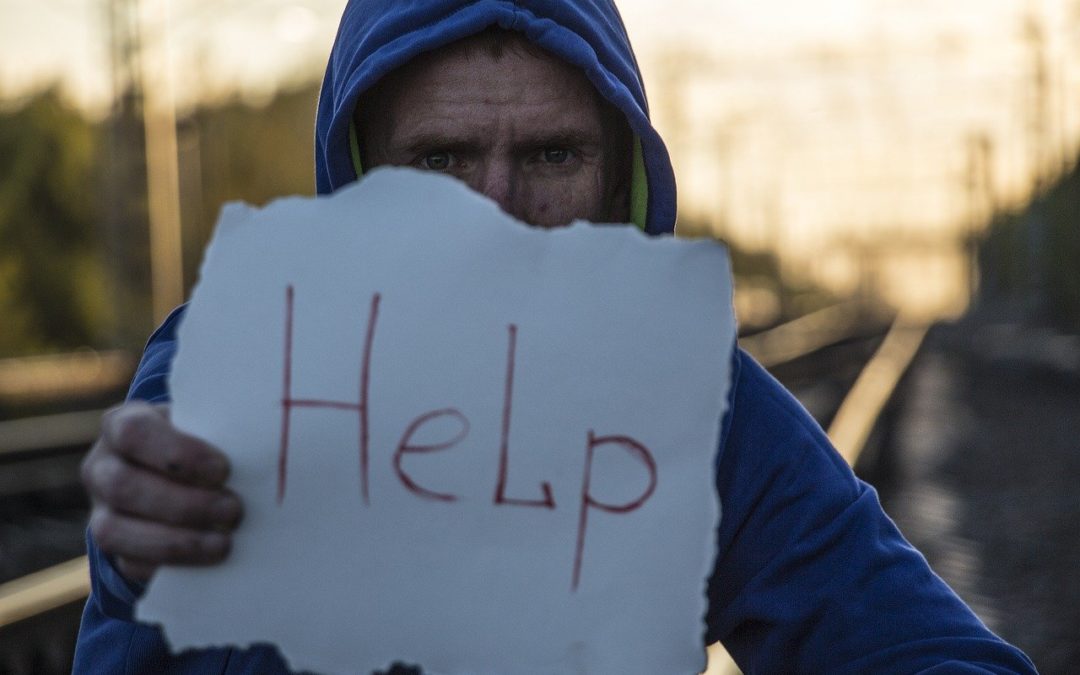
[276,284,658,592]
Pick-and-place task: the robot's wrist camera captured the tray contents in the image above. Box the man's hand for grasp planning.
[81,402,243,584]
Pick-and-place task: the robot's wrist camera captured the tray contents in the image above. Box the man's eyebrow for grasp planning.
[516,129,603,149]
[398,132,483,153]
[397,127,603,153]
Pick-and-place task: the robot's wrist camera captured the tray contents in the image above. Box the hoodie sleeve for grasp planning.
[704,349,1037,674]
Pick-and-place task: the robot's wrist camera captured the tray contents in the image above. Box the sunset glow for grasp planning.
[4,0,1079,318]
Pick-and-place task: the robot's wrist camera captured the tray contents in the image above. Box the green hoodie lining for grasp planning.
[349,121,648,231]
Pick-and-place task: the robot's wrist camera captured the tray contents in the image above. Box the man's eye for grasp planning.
[420,151,452,171]
[541,148,571,164]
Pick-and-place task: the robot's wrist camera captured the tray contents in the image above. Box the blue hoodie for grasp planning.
[74,1,1037,673]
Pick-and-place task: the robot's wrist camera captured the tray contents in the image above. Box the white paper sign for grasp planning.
[136,168,736,675]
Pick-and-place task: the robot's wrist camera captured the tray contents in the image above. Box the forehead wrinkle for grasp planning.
[404,41,597,100]
[386,107,493,149]
[366,32,611,141]
[389,94,603,149]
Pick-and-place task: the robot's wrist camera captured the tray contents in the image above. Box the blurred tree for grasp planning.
[1040,160,1080,330]
[979,155,1080,332]
[0,88,110,357]
[0,82,319,359]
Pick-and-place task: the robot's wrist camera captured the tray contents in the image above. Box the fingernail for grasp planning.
[203,532,229,556]
[214,496,241,525]
[204,455,229,481]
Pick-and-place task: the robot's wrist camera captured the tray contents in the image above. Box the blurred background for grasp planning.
[0,0,1077,672]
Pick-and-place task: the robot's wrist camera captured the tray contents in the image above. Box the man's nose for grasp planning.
[471,160,520,221]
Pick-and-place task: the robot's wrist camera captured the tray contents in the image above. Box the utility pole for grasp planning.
[103,0,150,347]
[654,46,694,158]
[1022,10,1051,194]
[654,45,714,230]
[138,0,185,324]
[1020,8,1052,314]
[964,132,995,304]
[712,130,735,241]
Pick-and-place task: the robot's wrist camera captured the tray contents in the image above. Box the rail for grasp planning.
[826,315,929,465]
[0,409,106,497]
[739,300,870,368]
[0,557,90,629]
[0,409,105,457]
[0,350,133,405]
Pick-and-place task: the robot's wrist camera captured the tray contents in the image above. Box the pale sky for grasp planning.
[1,0,1057,110]
[0,0,344,112]
[4,0,1079,317]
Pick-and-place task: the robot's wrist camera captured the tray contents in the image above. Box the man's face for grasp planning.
[358,33,631,228]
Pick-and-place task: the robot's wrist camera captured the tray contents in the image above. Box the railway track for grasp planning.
[0,407,103,672]
[0,410,105,499]
[0,351,130,672]
[0,306,914,675]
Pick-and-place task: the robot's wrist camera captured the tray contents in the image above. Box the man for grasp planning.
[75,1,1037,673]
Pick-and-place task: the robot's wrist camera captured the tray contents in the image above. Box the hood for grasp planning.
[314,0,677,235]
